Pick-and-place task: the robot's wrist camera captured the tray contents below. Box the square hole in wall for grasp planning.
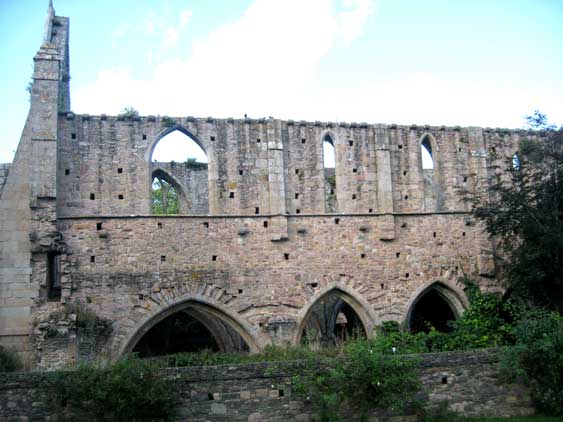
[210,136,215,142]
[381,283,385,290]
[157,222,162,229]
[212,255,218,261]
[160,255,166,262]
[64,169,70,175]
[118,194,124,200]
[284,253,289,260]
[279,389,285,397]
[368,208,373,213]
[239,170,244,176]
[238,289,243,294]
[71,133,76,139]
[263,221,268,228]
[142,134,147,140]
[330,189,334,195]
[229,192,235,198]
[90,193,95,200]
[295,169,299,175]
[349,140,353,146]
[405,273,410,278]
[396,252,400,258]
[352,168,357,173]
[96,222,103,230]
[491,147,496,153]
[295,193,299,199]
[441,376,448,385]
[203,222,209,228]
[90,256,95,263]
[463,176,468,182]
[301,138,306,144]
[458,147,462,152]
[352,194,357,200]
[296,209,301,214]
[117,168,123,174]
[404,195,409,200]
[256,138,261,143]
[462,232,466,237]
[255,207,260,214]
[360,253,366,258]
[433,232,437,238]
[403,171,407,176]
[311,282,318,288]
[334,218,340,225]
[398,144,403,149]
[138,294,144,300]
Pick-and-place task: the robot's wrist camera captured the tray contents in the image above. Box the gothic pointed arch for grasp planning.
[294,283,376,345]
[404,281,467,333]
[148,126,209,214]
[419,133,444,211]
[322,132,337,212]
[119,291,267,357]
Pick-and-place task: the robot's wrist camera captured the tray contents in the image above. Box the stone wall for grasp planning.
[0,350,534,422]
[0,163,9,198]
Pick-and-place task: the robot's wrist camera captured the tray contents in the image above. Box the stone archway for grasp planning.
[404,281,467,333]
[118,290,268,357]
[294,283,376,345]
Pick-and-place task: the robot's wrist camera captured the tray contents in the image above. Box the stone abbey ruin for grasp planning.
[0,4,525,370]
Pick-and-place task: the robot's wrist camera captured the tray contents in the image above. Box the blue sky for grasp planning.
[1,0,562,163]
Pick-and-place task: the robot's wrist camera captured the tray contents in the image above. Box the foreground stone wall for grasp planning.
[0,350,534,422]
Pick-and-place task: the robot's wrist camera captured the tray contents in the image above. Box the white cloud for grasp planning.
[74,0,375,118]
[179,9,192,28]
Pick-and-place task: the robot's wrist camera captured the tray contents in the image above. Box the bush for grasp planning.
[46,355,175,421]
[0,346,21,372]
[292,339,421,421]
[502,310,563,415]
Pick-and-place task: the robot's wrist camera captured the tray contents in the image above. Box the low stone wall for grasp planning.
[0,350,534,422]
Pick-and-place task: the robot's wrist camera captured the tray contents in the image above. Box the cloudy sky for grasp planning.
[1,0,562,163]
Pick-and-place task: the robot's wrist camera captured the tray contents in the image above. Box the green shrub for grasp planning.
[502,310,563,415]
[0,346,21,372]
[292,339,421,421]
[46,355,175,421]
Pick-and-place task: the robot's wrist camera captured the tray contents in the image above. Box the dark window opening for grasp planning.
[442,376,448,384]
[279,389,285,397]
[255,207,260,214]
[301,138,306,144]
[71,133,76,139]
[295,193,299,199]
[421,136,434,170]
[64,169,70,175]
[403,171,407,176]
[90,256,95,263]
[284,253,289,260]
[348,140,353,146]
[352,168,357,173]
[396,252,400,258]
[263,221,268,228]
[117,168,123,174]
[352,194,356,200]
[47,252,61,301]
[96,222,103,230]
[410,289,456,334]
[238,289,243,294]
[405,273,410,278]
[360,253,366,258]
[295,169,300,175]
[90,193,95,200]
[161,256,166,262]
[158,222,162,229]
[203,222,209,228]
[239,170,244,176]
[256,138,261,143]
[208,393,215,400]
[368,208,373,213]
[212,255,217,261]
[142,134,147,140]
[229,192,235,198]
[296,209,301,214]
[210,136,215,142]
[381,283,385,290]
[404,195,409,200]
[398,144,403,149]
[334,218,340,225]
[118,194,124,200]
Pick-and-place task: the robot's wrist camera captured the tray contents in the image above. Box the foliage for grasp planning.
[161,116,176,127]
[292,339,421,421]
[117,107,140,120]
[471,111,563,312]
[416,401,468,422]
[48,301,112,336]
[185,157,208,170]
[373,280,523,354]
[46,355,175,421]
[152,177,179,214]
[0,346,21,372]
[501,310,563,415]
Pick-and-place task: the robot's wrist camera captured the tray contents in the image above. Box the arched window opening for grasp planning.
[132,308,249,358]
[150,129,209,215]
[409,289,456,334]
[301,291,366,347]
[323,135,337,212]
[421,136,434,170]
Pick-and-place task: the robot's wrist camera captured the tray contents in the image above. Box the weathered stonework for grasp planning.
[0,5,525,370]
[0,350,534,421]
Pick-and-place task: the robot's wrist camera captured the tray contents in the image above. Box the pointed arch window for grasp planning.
[150,129,209,215]
[421,135,434,170]
[323,135,337,212]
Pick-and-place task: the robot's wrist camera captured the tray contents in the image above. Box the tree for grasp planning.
[471,111,563,312]
[152,177,179,214]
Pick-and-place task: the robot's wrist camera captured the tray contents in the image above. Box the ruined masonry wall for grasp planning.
[0,350,534,421]
[0,164,10,198]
